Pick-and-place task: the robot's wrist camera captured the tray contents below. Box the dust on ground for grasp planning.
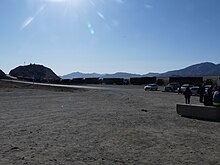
[0,81,219,164]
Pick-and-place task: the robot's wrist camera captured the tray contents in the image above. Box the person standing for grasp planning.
[178,85,182,94]
[183,86,192,104]
[213,87,220,106]
[204,87,213,106]
[198,85,205,103]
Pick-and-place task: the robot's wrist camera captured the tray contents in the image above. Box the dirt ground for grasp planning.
[0,81,220,165]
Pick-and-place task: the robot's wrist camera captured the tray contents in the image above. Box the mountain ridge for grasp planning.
[159,62,220,77]
[62,72,159,79]
[62,62,220,79]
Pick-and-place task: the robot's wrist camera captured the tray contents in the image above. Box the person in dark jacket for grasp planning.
[198,85,205,103]
[204,87,213,106]
[183,86,192,104]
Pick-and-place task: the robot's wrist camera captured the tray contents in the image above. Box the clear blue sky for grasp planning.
[0,0,220,76]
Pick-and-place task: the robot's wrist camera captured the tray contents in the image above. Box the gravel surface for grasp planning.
[0,81,220,164]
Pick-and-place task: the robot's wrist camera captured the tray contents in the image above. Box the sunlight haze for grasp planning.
[0,0,220,76]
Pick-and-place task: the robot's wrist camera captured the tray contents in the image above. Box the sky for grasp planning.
[0,0,220,76]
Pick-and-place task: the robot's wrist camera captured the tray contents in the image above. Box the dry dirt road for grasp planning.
[0,81,219,165]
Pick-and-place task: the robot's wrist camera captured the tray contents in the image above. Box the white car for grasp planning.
[180,84,193,93]
[144,84,158,91]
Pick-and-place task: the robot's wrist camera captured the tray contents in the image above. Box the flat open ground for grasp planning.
[0,81,219,164]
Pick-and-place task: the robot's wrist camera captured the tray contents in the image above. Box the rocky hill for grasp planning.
[0,69,7,79]
[9,64,60,81]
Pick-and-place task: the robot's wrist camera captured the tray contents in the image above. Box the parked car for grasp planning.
[179,84,193,93]
[144,84,158,91]
[164,82,180,92]
[190,86,199,96]
[170,82,180,90]
[164,85,173,92]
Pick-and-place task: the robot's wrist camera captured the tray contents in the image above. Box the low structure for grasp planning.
[102,78,125,85]
[85,78,101,84]
[71,78,84,84]
[130,77,156,85]
[169,77,203,86]
[176,103,220,122]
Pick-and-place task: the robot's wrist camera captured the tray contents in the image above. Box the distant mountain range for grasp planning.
[62,62,220,79]
[62,72,159,79]
[2,62,219,80]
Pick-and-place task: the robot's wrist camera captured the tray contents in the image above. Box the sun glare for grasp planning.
[22,0,110,34]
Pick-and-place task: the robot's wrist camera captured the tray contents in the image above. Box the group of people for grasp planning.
[183,85,220,106]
